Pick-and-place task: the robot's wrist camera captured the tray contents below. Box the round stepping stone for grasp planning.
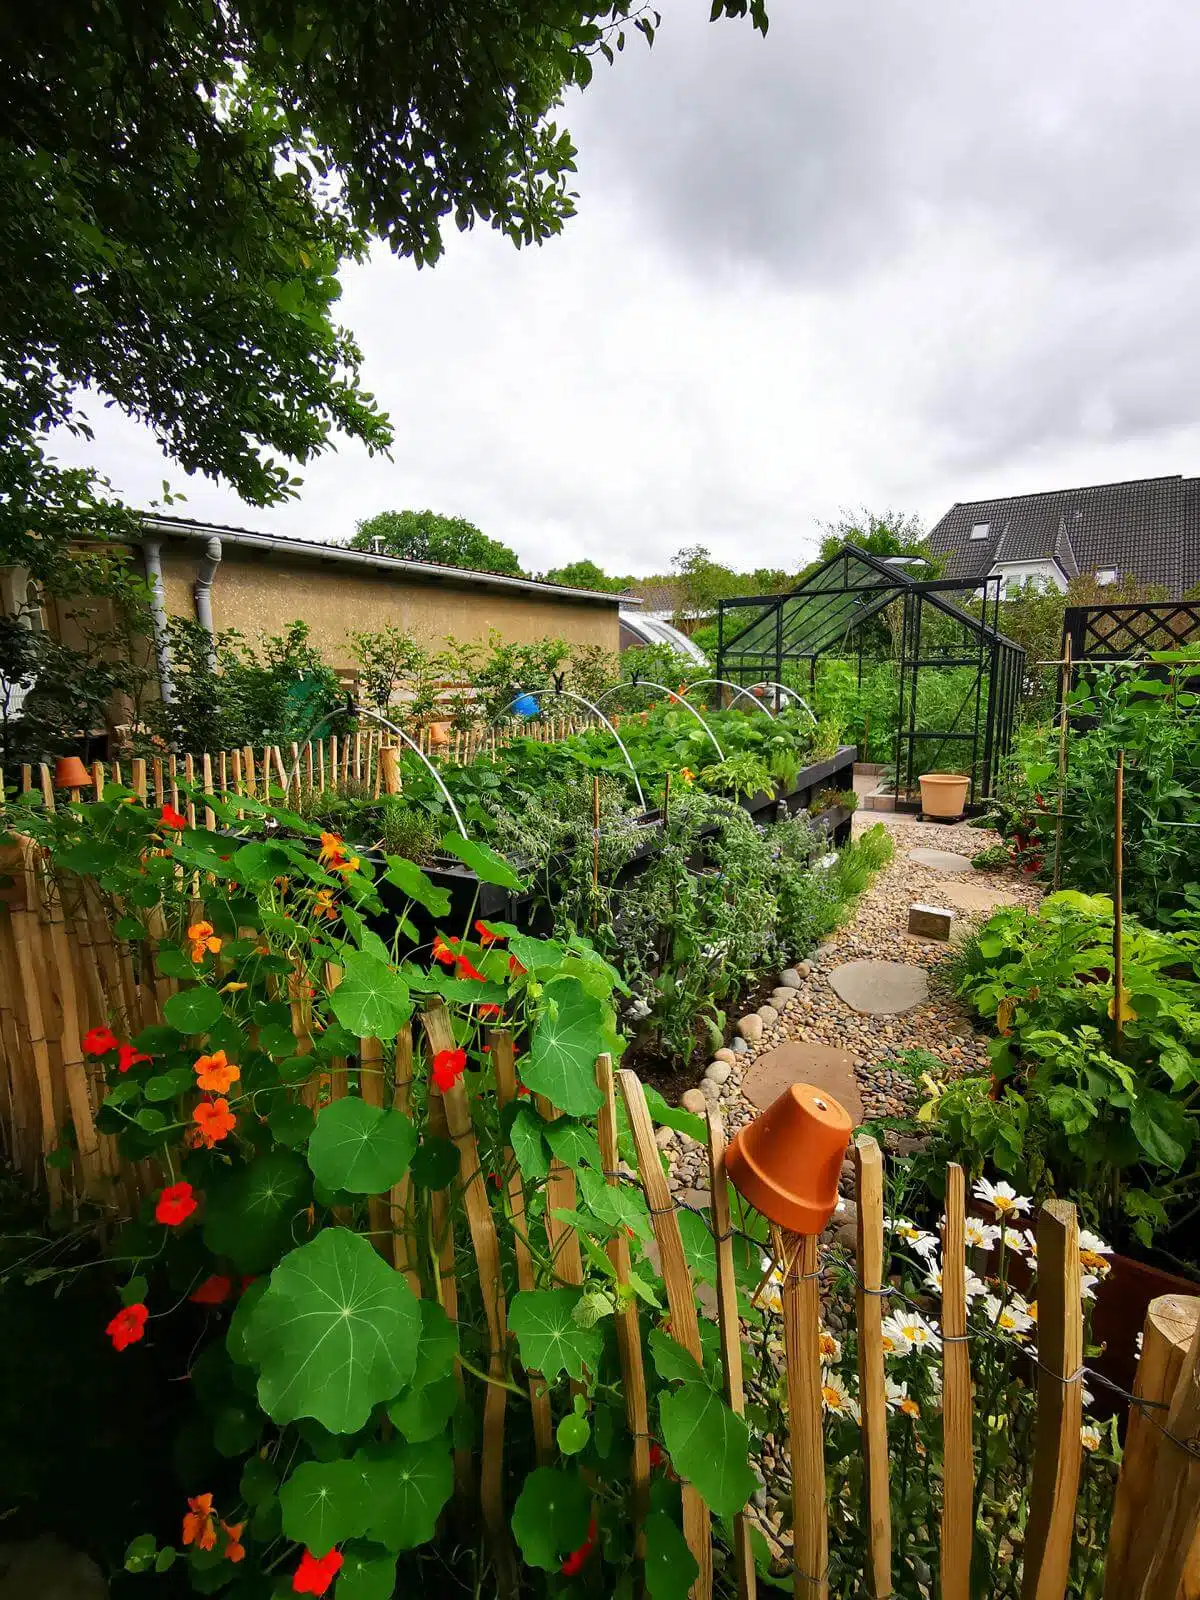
[827,959,928,1016]
[940,879,1025,915]
[740,1041,863,1125]
[909,847,972,874]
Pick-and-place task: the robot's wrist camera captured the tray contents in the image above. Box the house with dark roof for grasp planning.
[926,475,1200,598]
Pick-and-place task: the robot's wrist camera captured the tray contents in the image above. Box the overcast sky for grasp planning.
[53,0,1200,576]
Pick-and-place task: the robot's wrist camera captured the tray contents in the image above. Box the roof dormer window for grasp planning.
[1096,568,1118,586]
[970,522,990,540]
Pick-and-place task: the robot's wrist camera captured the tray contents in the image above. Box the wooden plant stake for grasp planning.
[591,775,601,927]
[420,1002,514,1587]
[91,762,104,801]
[305,740,315,795]
[1120,1301,1200,1599]
[202,752,216,831]
[1114,748,1125,1050]
[536,1091,584,1291]
[854,1135,892,1597]
[597,1055,651,1549]
[241,746,256,799]
[706,1106,755,1600]
[357,1034,391,1259]
[1052,637,1072,890]
[940,1164,972,1600]
[1021,1201,1083,1600]
[388,1025,420,1294]
[618,1068,713,1600]
[10,839,62,1208]
[773,1221,826,1600]
[1104,1294,1200,1598]
[495,1031,553,1462]
[380,746,401,797]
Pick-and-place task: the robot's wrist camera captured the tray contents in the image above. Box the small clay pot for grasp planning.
[726,1082,852,1235]
[426,722,452,750]
[54,755,91,791]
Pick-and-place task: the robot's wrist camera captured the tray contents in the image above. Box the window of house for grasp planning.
[1095,568,1118,586]
[970,522,990,540]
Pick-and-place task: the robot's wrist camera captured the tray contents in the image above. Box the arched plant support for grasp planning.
[680,678,777,718]
[594,679,726,762]
[502,686,648,812]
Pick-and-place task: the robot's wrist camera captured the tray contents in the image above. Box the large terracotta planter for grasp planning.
[919,772,969,819]
[726,1083,853,1235]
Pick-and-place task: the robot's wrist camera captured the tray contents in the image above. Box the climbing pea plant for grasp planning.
[17,785,771,1597]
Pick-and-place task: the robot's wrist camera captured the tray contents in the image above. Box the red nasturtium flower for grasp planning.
[82,1025,118,1056]
[190,1274,234,1306]
[293,1548,343,1595]
[160,803,187,830]
[508,954,527,976]
[221,1521,246,1564]
[193,1098,237,1148]
[194,1049,240,1093]
[118,1043,153,1073]
[454,953,487,982]
[182,1493,218,1551]
[156,1181,198,1227]
[649,1442,666,1469]
[561,1516,599,1576]
[432,1048,467,1093]
[474,919,504,945]
[106,1302,149,1351]
[478,1003,503,1019]
[432,933,459,967]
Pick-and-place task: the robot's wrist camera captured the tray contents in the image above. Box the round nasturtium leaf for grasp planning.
[387,1374,458,1444]
[163,986,224,1036]
[644,1510,700,1600]
[243,1228,420,1434]
[556,1412,590,1456]
[336,1541,399,1600]
[306,1097,416,1194]
[509,1289,604,1381]
[202,1150,312,1274]
[511,1466,592,1572]
[268,1102,315,1148]
[658,1379,758,1523]
[408,1136,459,1190]
[327,951,412,1041]
[358,1436,454,1551]
[524,979,606,1115]
[279,1457,369,1556]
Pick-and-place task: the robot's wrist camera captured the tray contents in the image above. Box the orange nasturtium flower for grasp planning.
[221,1521,246,1564]
[188,920,222,964]
[194,1050,240,1093]
[193,1097,237,1148]
[318,831,348,866]
[314,887,337,920]
[182,1494,218,1551]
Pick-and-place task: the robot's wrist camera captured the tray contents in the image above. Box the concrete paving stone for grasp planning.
[909,847,973,875]
[939,879,1028,915]
[740,1041,863,1125]
[827,959,929,1016]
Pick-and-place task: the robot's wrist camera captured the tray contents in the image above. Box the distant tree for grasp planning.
[540,559,626,593]
[352,510,524,576]
[813,508,935,572]
[669,545,744,621]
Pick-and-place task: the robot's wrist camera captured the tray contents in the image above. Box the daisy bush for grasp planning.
[745,1173,1119,1598]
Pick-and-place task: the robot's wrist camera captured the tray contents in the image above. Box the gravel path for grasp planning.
[661,812,1043,1199]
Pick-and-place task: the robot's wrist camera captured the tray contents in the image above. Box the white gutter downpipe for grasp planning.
[193,535,222,668]
[142,540,174,705]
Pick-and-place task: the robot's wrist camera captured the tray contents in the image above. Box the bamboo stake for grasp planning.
[1052,637,1071,890]
[91,762,104,802]
[340,733,350,788]
[707,1105,755,1600]
[183,754,197,827]
[1114,748,1125,1050]
[10,840,63,1207]
[152,756,165,810]
[775,1224,826,1600]
[317,739,326,794]
[537,1092,584,1291]
[38,762,54,811]
[44,867,105,1198]
[854,1135,892,1597]
[940,1163,972,1600]
[330,735,339,792]
[380,746,401,797]
[218,750,228,798]
[242,746,256,798]
[1104,1295,1200,1599]
[1021,1201,1084,1600]
[420,1003,513,1587]
[388,1025,420,1294]
[618,1068,712,1600]
[496,1032,553,1461]
[358,1034,391,1259]
[305,740,314,795]
[1121,1307,1200,1599]
[202,753,216,831]
[353,730,363,782]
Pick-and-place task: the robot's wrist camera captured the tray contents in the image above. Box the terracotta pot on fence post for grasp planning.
[919,772,970,819]
[726,1082,852,1234]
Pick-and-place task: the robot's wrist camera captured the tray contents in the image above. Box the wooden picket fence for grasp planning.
[0,837,1197,1597]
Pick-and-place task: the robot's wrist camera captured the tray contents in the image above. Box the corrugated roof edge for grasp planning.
[138,513,637,606]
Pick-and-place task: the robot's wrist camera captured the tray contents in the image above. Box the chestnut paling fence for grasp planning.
[0,831,1198,1597]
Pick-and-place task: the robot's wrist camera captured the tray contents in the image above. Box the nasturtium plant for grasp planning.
[279,1457,370,1555]
[328,950,413,1039]
[525,978,608,1115]
[511,1467,593,1571]
[202,1151,312,1274]
[306,1097,416,1194]
[509,1289,605,1381]
[659,1379,758,1522]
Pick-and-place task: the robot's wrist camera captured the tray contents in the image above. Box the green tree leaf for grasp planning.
[279,1457,369,1556]
[243,1228,421,1432]
[336,1541,399,1600]
[659,1379,757,1521]
[359,1436,454,1550]
[511,1467,592,1572]
[645,1511,700,1600]
[328,951,413,1040]
[163,986,223,1035]
[203,1151,312,1274]
[439,832,527,890]
[524,980,606,1115]
[306,1096,416,1193]
[509,1289,603,1380]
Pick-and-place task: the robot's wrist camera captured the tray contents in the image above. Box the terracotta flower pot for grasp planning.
[726,1083,853,1235]
[919,772,970,819]
[54,755,91,791]
[426,722,451,750]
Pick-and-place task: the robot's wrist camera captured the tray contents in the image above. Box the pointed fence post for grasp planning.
[854,1135,892,1597]
[1121,1306,1200,1600]
[940,1164,973,1600]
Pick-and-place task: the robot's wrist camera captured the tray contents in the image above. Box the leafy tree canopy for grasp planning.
[540,559,629,592]
[351,510,524,576]
[814,508,934,571]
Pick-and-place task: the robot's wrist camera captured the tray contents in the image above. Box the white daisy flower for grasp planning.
[818,1328,842,1365]
[1080,1273,1100,1301]
[1080,1424,1101,1452]
[887,1310,942,1352]
[963,1217,1001,1251]
[890,1218,940,1257]
[982,1292,1034,1336]
[1135,1330,1144,1359]
[1020,1229,1038,1261]
[973,1178,1032,1219]
[1078,1230,1113,1277]
[1000,1227,1028,1253]
[923,1263,988,1301]
[886,1379,921,1418]
[821,1372,860,1423]
[880,1315,914,1356]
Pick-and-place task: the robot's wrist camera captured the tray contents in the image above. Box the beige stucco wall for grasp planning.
[157,543,619,669]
